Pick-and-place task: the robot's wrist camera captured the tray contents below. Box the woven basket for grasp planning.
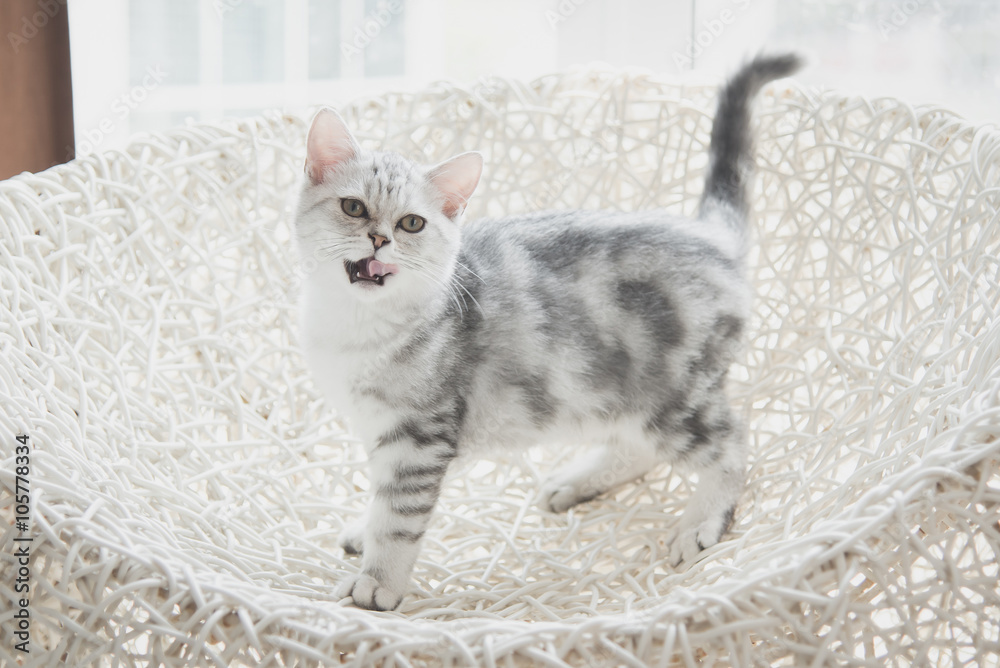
[1,69,999,667]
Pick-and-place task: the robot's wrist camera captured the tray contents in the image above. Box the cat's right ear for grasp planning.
[305,108,360,185]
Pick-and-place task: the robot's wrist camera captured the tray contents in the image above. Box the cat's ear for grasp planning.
[427,152,483,219]
[305,108,360,185]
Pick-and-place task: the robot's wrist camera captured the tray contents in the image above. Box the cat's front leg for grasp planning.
[337,436,454,611]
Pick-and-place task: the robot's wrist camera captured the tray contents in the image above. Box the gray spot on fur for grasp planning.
[510,372,557,426]
[587,339,632,394]
[616,279,685,348]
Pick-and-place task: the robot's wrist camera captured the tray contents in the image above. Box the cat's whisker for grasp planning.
[453,279,483,316]
[412,264,466,315]
[317,241,353,250]
[399,256,474,316]
[449,277,471,314]
[398,256,451,293]
[455,260,486,285]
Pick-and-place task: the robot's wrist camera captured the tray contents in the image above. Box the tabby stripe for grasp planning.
[376,420,458,450]
[396,462,450,479]
[377,479,441,496]
[388,529,425,543]
[391,501,437,516]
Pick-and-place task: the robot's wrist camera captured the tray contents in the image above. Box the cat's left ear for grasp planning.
[305,108,360,185]
[427,152,483,219]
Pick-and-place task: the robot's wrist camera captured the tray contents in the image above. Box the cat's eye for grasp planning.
[341,198,367,218]
[398,214,426,233]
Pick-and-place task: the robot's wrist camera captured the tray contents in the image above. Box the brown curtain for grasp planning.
[0,0,74,180]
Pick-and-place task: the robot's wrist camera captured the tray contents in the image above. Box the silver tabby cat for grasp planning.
[295,54,801,611]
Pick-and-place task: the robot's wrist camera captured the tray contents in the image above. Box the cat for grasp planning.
[294,54,802,611]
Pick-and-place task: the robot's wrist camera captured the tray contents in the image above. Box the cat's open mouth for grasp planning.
[345,257,399,286]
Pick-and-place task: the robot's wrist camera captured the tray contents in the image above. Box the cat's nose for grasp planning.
[369,233,389,250]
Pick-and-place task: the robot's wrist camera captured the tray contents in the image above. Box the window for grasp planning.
[68,0,998,156]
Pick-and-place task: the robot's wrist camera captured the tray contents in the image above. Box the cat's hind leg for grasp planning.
[666,409,746,566]
[339,514,366,555]
[539,437,658,513]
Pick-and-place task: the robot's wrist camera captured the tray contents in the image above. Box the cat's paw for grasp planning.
[337,572,404,611]
[667,516,727,567]
[539,481,598,513]
[338,521,365,555]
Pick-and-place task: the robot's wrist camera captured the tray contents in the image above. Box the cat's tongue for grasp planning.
[359,257,398,280]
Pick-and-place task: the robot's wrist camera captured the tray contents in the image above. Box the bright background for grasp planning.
[68,0,999,156]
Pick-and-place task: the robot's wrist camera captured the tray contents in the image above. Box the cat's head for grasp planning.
[295,108,482,306]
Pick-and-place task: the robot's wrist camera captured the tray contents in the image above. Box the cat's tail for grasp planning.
[698,53,802,228]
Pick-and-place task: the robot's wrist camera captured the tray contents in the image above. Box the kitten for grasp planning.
[295,54,801,611]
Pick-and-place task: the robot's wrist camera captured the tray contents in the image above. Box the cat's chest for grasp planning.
[299,301,412,443]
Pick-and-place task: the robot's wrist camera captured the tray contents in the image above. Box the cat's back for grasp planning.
[447,208,751,385]
[457,209,747,299]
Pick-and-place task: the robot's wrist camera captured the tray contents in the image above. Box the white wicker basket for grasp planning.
[1,69,998,667]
